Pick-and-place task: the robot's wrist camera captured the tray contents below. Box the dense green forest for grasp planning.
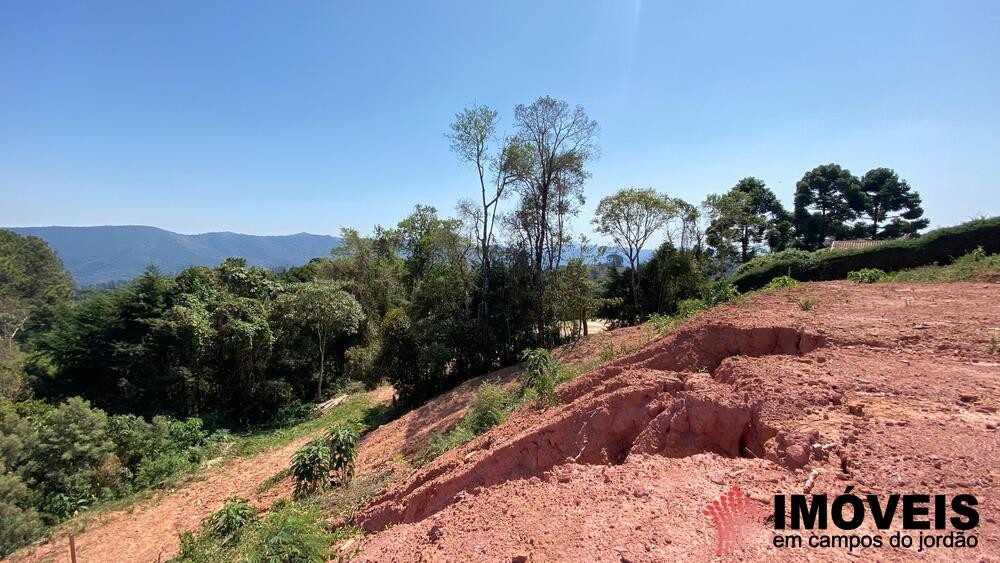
[0,96,940,556]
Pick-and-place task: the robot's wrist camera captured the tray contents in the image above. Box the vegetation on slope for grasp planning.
[730,217,1000,291]
[4,96,995,558]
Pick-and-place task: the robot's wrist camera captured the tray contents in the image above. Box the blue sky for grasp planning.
[2,1,998,240]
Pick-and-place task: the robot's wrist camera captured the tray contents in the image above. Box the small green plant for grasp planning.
[988,330,999,355]
[463,382,514,435]
[798,297,817,311]
[847,268,887,283]
[245,504,332,563]
[519,348,561,407]
[647,313,680,334]
[967,246,987,262]
[176,530,211,561]
[325,424,359,485]
[416,382,515,465]
[207,496,257,537]
[764,275,800,291]
[599,344,616,362]
[676,298,706,318]
[418,426,475,465]
[704,281,741,305]
[290,439,331,497]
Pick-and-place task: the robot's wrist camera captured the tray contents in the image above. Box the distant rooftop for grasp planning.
[828,239,891,251]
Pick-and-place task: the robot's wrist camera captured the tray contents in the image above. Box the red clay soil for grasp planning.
[337,325,650,477]
[351,281,1000,562]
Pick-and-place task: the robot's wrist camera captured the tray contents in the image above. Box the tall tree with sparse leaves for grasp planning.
[511,96,599,342]
[448,106,528,319]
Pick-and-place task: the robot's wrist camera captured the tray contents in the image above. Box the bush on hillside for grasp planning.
[291,440,331,497]
[889,247,1000,282]
[762,275,800,291]
[244,504,331,563]
[519,348,565,407]
[463,382,514,435]
[207,496,257,537]
[0,472,44,557]
[325,424,358,485]
[729,217,1000,291]
[29,397,115,519]
[847,268,887,283]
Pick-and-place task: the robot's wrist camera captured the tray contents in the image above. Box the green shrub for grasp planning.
[703,281,740,306]
[648,313,681,334]
[599,345,616,362]
[0,473,44,557]
[325,424,358,485]
[107,413,211,491]
[207,496,257,537]
[290,440,331,497]
[30,397,114,520]
[176,530,212,561]
[463,383,513,435]
[676,298,706,317]
[889,247,1000,282]
[419,426,475,464]
[344,343,381,389]
[519,349,560,407]
[417,382,513,465]
[135,453,192,489]
[245,504,331,563]
[847,268,886,283]
[272,401,314,428]
[763,275,800,291]
[730,217,1000,291]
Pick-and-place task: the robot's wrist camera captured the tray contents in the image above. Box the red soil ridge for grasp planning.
[351,281,1000,562]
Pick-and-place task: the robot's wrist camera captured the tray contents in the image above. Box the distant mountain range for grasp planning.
[6,225,342,286]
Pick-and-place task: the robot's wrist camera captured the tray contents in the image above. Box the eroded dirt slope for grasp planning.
[353,281,1000,562]
[13,325,648,563]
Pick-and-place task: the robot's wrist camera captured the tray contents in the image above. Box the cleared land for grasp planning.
[352,281,999,561]
[14,280,1000,561]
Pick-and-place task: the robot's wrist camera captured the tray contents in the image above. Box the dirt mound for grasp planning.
[353,281,1000,561]
[356,325,826,532]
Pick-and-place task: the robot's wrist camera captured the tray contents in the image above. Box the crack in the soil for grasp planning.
[357,325,827,532]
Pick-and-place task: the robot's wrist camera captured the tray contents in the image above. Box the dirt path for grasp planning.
[14,389,394,563]
[9,322,644,563]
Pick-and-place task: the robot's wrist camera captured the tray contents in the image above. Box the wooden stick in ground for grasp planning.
[69,534,77,563]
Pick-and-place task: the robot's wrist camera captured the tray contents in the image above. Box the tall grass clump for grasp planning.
[763,275,800,291]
